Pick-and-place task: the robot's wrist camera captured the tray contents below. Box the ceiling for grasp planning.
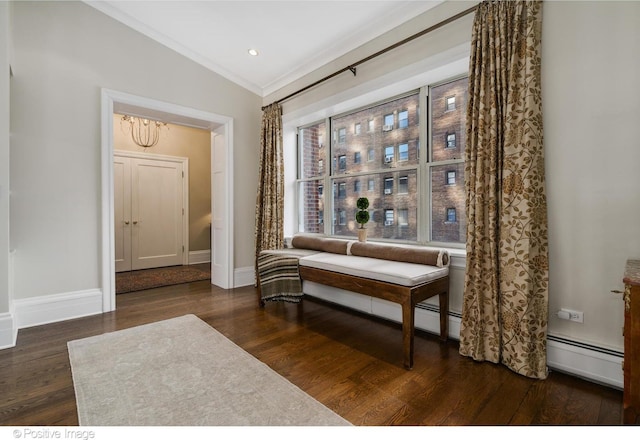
[86,1,443,97]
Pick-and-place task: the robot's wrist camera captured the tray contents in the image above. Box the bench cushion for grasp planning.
[299,253,449,287]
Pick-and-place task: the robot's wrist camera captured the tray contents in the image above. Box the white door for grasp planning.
[115,154,185,272]
[211,128,231,288]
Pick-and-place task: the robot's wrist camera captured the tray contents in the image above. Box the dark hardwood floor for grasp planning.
[0,280,623,426]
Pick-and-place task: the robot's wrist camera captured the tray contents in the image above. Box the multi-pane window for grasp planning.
[398,143,409,161]
[446,96,456,111]
[398,110,409,129]
[383,114,394,131]
[297,77,467,244]
[399,176,408,194]
[446,132,456,149]
[384,146,394,163]
[384,177,393,195]
[447,208,457,223]
[447,171,456,185]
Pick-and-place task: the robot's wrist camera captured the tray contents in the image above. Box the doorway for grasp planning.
[101,89,234,313]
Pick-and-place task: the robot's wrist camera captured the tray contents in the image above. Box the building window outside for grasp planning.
[446,96,456,111]
[384,146,394,163]
[399,176,408,194]
[354,123,361,135]
[446,132,456,149]
[398,143,409,161]
[384,177,393,195]
[447,171,456,185]
[398,110,409,129]
[339,210,346,225]
[338,182,346,198]
[297,78,466,244]
[338,127,346,143]
[338,155,346,171]
[447,208,457,223]
[318,184,323,195]
[368,119,375,132]
[383,114,394,131]
[318,210,323,224]
[385,209,394,226]
[398,209,409,226]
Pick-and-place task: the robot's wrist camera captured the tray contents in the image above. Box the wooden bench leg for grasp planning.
[439,289,449,342]
[401,302,415,370]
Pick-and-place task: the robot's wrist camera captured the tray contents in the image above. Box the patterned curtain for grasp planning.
[459,0,548,379]
[254,103,285,276]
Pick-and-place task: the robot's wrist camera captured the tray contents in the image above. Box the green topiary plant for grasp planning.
[356,197,370,229]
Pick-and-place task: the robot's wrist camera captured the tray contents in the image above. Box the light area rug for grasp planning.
[67,314,352,426]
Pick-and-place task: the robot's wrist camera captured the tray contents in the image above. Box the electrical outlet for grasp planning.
[558,308,584,323]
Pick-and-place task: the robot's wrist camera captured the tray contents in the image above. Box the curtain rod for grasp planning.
[261,4,477,111]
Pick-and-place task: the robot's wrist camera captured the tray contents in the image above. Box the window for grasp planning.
[338,155,346,171]
[384,146,394,163]
[447,171,456,185]
[384,177,393,195]
[398,110,409,129]
[338,127,346,143]
[318,184,323,195]
[296,78,466,244]
[446,96,456,111]
[384,209,394,226]
[398,209,409,226]
[354,123,361,135]
[399,176,408,194]
[446,132,456,149]
[338,182,346,198]
[339,210,346,225]
[318,159,324,171]
[383,114,394,131]
[318,210,323,224]
[398,143,409,161]
[447,208,457,223]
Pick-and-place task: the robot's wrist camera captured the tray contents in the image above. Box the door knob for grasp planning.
[124,221,130,225]
[133,221,138,225]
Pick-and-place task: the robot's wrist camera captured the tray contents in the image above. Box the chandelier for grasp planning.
[121,115,167,148]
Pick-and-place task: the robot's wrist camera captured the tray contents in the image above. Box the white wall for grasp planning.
[0,2,10,314]
[266,0,640,354]
[8,1,261,306]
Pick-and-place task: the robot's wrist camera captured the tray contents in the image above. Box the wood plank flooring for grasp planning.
[0,280,623,426]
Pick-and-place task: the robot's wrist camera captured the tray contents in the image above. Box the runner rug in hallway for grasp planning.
[67,314,351,426]
[116,264,210,294]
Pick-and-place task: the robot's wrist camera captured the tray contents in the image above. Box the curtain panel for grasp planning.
[254,103,285,275]
[459,0,549,379]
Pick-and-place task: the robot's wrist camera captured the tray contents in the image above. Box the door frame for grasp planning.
[101,89,234,312]
[114,150,190,271]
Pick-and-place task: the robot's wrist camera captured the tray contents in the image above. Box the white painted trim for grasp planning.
[13,289,103,330]
[234,266,255,288]
[302,282,623,389]
[0,311,17,349]
[101,89,234,311]
[189,250,211,265]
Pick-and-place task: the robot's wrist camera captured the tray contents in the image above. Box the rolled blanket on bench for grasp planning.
[291,234,350,255]
[350,242,449,267]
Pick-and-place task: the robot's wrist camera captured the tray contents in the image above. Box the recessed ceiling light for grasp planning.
[248,49,259,56]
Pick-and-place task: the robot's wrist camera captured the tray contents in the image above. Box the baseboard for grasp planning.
[188,250,211,265]
[234,266,255,287]
[13,289,103,330]
[0,311,17,349]
[304,282,623,389]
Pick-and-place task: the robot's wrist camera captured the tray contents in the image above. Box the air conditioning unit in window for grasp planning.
[384,189,392,195]
[384,157,393,163]
[382,125,393,132]
[384,220,394,226]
